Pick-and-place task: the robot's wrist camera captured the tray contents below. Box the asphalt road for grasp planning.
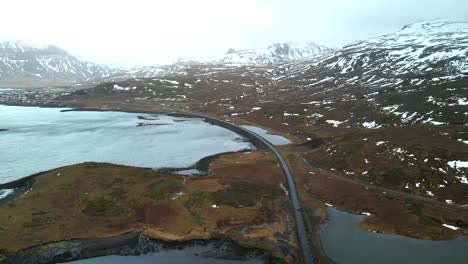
[252,131,315,264]
[192,113,315,264]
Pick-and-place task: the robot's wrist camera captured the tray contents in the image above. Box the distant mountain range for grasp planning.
[0,40,334,84]
[0,41,112,85]
[1,20,467,87]
[117,41,334,80]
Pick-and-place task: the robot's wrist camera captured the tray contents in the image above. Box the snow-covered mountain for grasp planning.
[115,41,333,80]
[179,41,334,65]
[273,20,468,127]
[282,20,467,84]
[0,41,112,83]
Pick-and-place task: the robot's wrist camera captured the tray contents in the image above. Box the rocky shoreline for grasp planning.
[303,208,335,264]
[0,168,54,207]
[0,232,277,264]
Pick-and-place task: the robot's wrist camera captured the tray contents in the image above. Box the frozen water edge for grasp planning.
[0,105,255,184]
[241,125,291,145]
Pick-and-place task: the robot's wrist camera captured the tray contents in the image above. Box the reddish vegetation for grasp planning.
[209,152,284,185]
[134,202,175,226]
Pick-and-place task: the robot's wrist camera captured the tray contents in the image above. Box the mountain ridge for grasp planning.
[176,41,335,65]
[0,40,112,84]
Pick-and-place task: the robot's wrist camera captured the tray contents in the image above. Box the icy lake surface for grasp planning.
[0,105,254,184]
[321,207,468,264]
[241,125,290,145]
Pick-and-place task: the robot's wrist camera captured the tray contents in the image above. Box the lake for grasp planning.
[241,125,290,145]
[321,207,468,264]
[0,105,266,263]
[0,105,254,184]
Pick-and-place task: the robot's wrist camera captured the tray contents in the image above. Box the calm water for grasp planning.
[0,105,254,183]
[241,125,290,145]
[65,253,262,264]
[321,208,468,264]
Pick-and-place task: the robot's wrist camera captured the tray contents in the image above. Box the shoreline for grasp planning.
[0,169,56,207]
[0,148,256,206]
[303,208,335,264]
[0,232,277,264]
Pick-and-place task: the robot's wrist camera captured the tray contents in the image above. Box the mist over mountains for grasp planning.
[0,20,467,87]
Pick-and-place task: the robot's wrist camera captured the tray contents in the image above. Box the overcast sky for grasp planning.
[1,0,467,66]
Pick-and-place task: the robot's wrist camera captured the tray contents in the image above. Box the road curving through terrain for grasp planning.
[186,112,315,264]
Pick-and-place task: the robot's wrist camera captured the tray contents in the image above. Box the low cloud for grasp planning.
[1,0,466,66]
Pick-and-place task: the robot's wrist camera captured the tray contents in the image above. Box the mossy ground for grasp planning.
[0,152,295,262]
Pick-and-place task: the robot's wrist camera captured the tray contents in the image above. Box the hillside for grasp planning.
[274,20,468,128]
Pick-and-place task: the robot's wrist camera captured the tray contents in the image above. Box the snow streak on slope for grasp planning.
[268,20,468,128]
[328,20,468,76]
